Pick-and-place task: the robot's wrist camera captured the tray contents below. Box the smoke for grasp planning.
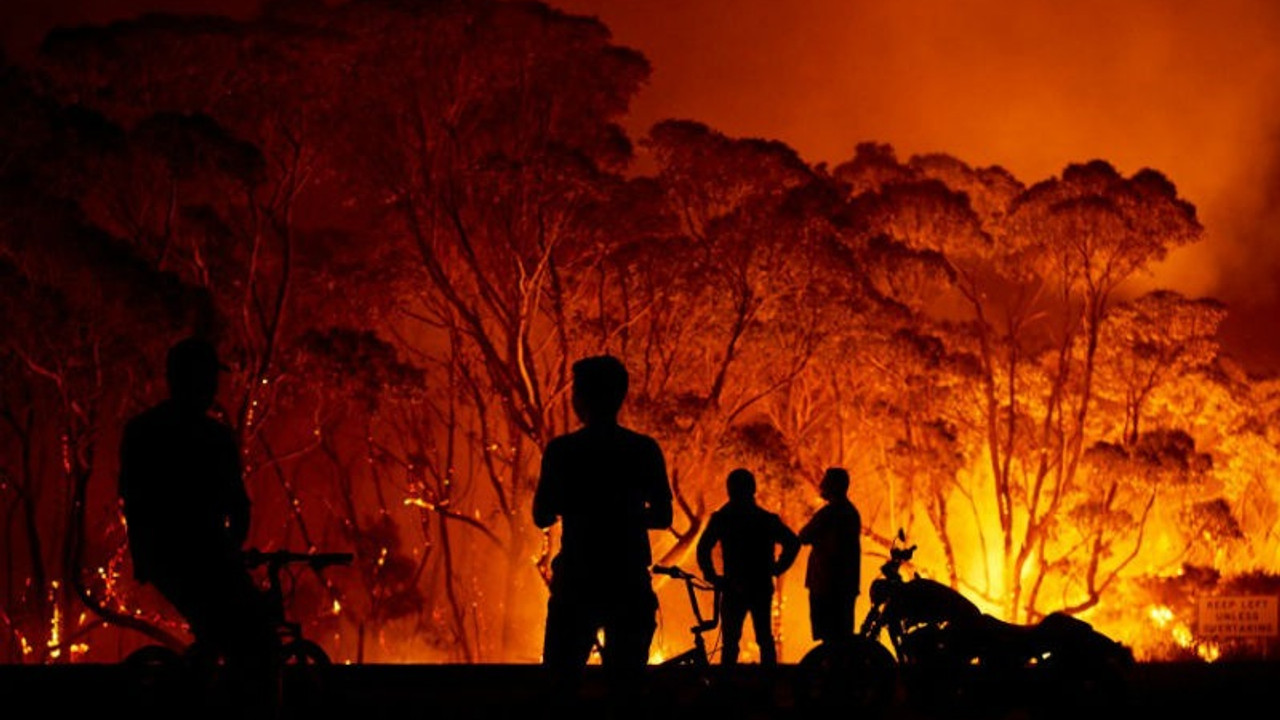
[8,0,1280,368]
[554,0,1280,367]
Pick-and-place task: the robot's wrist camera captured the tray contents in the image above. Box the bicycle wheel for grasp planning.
[279,639,331,665]
[125,644,184,670]
[794,637,897,716]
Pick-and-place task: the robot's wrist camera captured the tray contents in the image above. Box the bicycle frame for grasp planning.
[123,548,354,670]
[244,550,353,634]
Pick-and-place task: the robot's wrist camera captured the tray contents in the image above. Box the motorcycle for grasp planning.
[795,529,1135,717]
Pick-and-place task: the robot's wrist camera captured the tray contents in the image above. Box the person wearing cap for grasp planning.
[798,467,863,644]
[118,337,274,670]
[696,467,800,666]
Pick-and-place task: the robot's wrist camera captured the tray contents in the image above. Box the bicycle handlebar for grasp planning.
[652,564,717,591]
[652,565,719,634]
[652,564,706,582]
[888,544,917,562]
[651,564,686,578]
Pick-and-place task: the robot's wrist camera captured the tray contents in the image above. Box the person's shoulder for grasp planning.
[809,503,837,526]
[704,506,727,529]
[544,432,575,453]
[763,508,795,532]
[619,426,662,452]
[838,500,861,526]
[205,416,238,442]
[124,403,169,434]
[761,507,785,524]
[541,432,581,464]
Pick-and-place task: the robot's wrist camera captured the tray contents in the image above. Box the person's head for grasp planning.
[819,467,850,502]
[726,468,756,503]
[571,355,629,425]
[165,337,226,411]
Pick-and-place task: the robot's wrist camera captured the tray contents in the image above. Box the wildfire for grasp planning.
[1148,605,1175,628]
[47,582,60,661]
[4,0,1280,668]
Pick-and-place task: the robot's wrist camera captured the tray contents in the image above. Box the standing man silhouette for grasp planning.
[696,468,800,666]
[798,467,862,644]
[118,337,275,673]
[533,355,673,704]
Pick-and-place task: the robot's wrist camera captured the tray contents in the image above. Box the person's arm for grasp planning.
[221,428,250,546]
[773,515,801,575]
[798,507,823,545]
[642,437,673,530]
[695,515,722,583]
[117,422,137,514]
[118,422,149,540]
[117,421,154,581]
[532,441,561,529]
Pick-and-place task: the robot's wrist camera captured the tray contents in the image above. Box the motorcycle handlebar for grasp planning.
[889,544,918,562]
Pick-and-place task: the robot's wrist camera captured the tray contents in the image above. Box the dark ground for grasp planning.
[1,661,1273,720]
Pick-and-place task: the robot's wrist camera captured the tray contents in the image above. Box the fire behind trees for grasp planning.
[1,0,1277,664]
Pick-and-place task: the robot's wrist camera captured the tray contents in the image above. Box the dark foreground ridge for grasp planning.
[0,661,1272,720]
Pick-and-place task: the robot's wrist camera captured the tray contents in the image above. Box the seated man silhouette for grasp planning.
[533,355,673,700]
[696,468,800,666]
[118,337,275,669]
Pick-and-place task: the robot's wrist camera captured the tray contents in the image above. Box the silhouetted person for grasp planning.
[695,468,799,666]
[533,355,673,709]
[118,338,276,697]
[798,467,862,644]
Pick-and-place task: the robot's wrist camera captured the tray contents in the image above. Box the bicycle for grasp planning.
[651,564,720,668]
[124,548,354,670]
[248,548,354,664]
[647,564,727,719]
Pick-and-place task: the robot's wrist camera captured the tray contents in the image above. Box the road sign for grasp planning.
[1197,595,1279,638]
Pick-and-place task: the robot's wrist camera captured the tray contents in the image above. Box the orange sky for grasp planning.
[6,0,1280,370]
[550,0,1280,371]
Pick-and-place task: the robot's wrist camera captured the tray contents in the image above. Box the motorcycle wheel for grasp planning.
[280,638,332,665]
[794,637,897,717]
[124,644,183,670]
[1034,653,1131,718]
